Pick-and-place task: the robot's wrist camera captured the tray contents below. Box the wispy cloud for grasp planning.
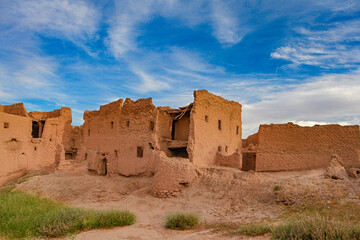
[1,0,100,54]
[271,19,360,68]
[209,0,248,45]
[0,55,69,106]
[130,67,170,93]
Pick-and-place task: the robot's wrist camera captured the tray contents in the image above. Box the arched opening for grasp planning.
[99,158,107,176]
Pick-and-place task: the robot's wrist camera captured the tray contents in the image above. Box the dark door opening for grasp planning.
[32,121,39,138]
[242,153,256,171]
[168,147,188,158]
[171,120,176,140]
[31,120,45,138]
[99,158,108,176]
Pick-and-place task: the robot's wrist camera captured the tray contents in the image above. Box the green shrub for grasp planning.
[0,190,135,239]
[273,185,280,191]
[236,223,272,236]
[166,212,200,230]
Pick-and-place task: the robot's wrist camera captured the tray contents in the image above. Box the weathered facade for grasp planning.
[0,103,72,185]
[82,90,243,176]
[242,123,360,172]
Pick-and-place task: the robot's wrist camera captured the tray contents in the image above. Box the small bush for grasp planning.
[236,223,272,236]
[0,190,135,239]
[166,212,200,230]
[273,185,280,191]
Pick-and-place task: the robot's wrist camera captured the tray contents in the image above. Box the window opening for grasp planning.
[137,146,144,158]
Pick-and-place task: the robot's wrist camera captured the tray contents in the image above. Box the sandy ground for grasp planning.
[16,161,360,240]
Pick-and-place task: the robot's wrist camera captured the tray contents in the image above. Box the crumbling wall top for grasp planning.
[194,89,242,109]
[29,107,72,122]
[0,103,29,117]
[99,99,123,115]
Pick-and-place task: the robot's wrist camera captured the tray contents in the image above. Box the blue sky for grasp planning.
[0,0,360,137]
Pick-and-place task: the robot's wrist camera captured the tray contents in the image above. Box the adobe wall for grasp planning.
[157,107,173,156]
[83,98,158,176]
[0,104,73,185]
[255,123,360,171]
[188,90,242,167]
[173,112,190,141]
[0,111,31,178]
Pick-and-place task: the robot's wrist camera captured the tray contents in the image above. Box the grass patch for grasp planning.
[273,215,360,240]
[234,216,360,239]
[166,212,200,230]
[236,223,272,236]
[218,201,360,239]
[0,190,135,239]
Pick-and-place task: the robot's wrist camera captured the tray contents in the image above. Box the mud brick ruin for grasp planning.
[1,90,360,196]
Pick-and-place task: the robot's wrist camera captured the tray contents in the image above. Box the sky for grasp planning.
[0,0,360,137]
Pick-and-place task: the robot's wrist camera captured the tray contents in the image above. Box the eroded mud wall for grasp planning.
[0,104,72,184]
[83,98,158,176]
[255,123,360,171]
[0,111,31,179]
[188,90,242,166]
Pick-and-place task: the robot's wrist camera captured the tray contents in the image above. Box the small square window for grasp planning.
[114,150,118,157]
[127,121,130,127]
[218,146,222,152]
[137,146,144,158]
[4,122,9,128]
[218,120,222,130]
[205,115,208,122]
[88,129,91,136]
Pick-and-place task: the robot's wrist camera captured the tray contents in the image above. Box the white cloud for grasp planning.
[106,0,247,58]
[0,55,70,106]
[271,19,360,68]
[1,0,100,47]
[209,0,247,45]
[130,68,170,93]
[242,69,360,137]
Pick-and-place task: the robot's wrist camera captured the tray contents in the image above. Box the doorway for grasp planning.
[99,158,107,176]
[242,153,256,171]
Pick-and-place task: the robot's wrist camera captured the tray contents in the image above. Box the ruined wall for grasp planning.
[0,104,72,185]
[215,152,242,169]
[157,108,173,156]
[173,112,190,141]
[254,123,360,171]
[83,98,158,176]
[0,111,31,179]
[188,90,242,166]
